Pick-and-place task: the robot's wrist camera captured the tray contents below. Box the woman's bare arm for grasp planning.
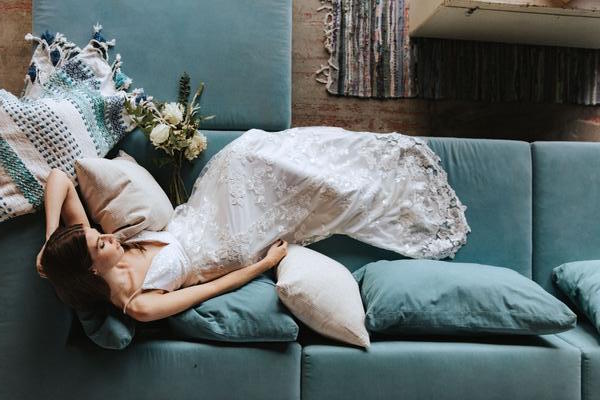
[37,169,90,277]
[44,168,90,239]
[128,255,281,322]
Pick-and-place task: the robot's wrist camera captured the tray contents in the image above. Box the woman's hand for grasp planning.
[36,241,48,279]
[264,239,288,267]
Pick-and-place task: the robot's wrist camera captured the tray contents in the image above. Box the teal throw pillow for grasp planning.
[353,259,576,335]
[553,260,600,335]
[76,304,136,350]
[168,274,299,342]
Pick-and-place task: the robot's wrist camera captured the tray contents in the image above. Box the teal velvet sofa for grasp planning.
[0,0,598,399]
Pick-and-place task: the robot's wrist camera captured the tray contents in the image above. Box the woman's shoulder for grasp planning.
[108,269,137,311]
[109,258,167,312]
[109,236,170,311]
[106,246,148,309]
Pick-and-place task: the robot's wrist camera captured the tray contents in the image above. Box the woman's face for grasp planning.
[84,227,124,275]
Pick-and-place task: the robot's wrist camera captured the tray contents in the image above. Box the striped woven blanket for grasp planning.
[0,25,139,222]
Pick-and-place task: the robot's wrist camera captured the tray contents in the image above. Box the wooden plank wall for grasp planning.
[0,0,30,96]
[1,0,600,141]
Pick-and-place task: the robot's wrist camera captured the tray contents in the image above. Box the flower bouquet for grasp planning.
[125,73,215,206]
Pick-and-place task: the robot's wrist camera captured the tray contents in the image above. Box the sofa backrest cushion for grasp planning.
[532,142,600,296]
[307,138,533,277]
[426,138,532,277]
[33,0,292,131]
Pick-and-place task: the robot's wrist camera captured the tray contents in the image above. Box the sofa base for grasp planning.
[557,322,600,400]
[4,338,301,400]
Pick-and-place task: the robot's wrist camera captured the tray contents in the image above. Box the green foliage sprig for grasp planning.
[178,72,191,110]
[125,72,215,164]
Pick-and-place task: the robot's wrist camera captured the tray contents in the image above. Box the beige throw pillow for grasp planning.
[275,244,370,348]
[74,150,173,240]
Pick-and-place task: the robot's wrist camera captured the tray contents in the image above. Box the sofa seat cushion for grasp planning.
[302,335,580,400]
[557,321,600,400]
[23,339,301,400]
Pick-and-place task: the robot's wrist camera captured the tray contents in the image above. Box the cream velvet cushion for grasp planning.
[275,244,370,348]
[74,150,173,240]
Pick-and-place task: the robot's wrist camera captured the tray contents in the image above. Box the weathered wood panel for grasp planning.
[485,0,599,10]
[0,0,31,95]
[411,0,600,48]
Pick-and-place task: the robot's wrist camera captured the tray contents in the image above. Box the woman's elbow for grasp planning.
[46,168,70,188]
[49,168,67,179]
[127,298,153,322]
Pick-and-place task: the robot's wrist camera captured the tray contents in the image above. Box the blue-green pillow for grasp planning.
[353,259,576,335]
[76,304,136,350]
[553,260,600,335]
[168,274,299,342]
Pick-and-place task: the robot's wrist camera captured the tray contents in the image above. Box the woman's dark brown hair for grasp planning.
[41,224,146,311]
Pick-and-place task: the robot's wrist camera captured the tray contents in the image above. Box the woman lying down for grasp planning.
[36,126,470,322]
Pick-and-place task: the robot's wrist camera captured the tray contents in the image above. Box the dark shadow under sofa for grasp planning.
[1,1,599,399]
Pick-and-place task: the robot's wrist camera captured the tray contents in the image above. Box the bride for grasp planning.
[37,126,470,322]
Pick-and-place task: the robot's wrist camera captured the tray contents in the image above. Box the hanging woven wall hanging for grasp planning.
[315,0,600,105]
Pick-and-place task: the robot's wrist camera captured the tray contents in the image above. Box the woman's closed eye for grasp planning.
[96,234,104,250]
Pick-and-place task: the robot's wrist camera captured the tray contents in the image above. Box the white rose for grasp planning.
[163,102,183,124]
[184,132,208,160]
[184,146,198,161]
[190,132,207,152]
[150,123,170,145]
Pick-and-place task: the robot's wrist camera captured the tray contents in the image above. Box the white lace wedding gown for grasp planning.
[166,126,470,284]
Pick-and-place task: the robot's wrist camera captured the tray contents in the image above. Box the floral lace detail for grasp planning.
[167,126,471,286]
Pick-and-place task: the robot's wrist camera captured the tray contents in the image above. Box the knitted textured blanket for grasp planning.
[0,24,140,222]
